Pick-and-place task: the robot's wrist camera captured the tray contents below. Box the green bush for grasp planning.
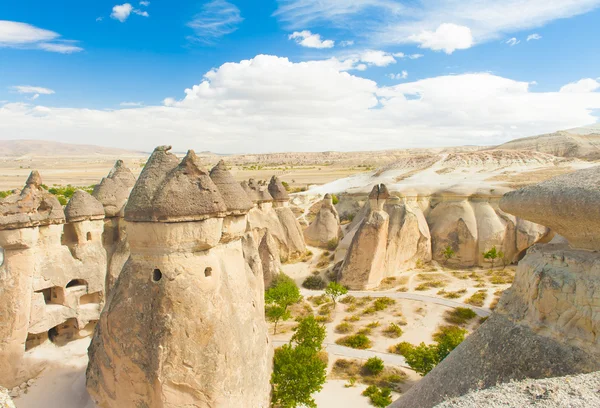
[336,334,372,349]
[362,385,392,407]
[331,194,339,205]
[363,357,385,375]
[382,323,403,338]
[302,275,327,290]
[444,307,477,325]
[373,297,395,311]
[327,238,339,251]
[335,322,354,334]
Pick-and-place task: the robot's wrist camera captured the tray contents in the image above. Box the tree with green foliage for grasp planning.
[265,274,301,334]
[271,316,327,408]
[391,325,467,376]
[325,281,348,307]
[331,194,339,205]
[483,246,500,268]
[442,246,455,265]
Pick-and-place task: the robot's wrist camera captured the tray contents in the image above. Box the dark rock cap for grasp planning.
[258,187,274,203]
[92,160,137,217]
[125,147,228,222]
[0,171,65,230]
[64,190,105,222]
[209,160,253,213]
[369,184,390,200]
[241,181,260,203]
[268,176,289,202]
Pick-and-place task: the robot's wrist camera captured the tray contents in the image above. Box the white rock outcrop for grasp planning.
[304,193,342,248]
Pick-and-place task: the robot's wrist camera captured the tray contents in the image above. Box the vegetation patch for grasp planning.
[302,275,327,290]
[332,358,406,392]
[437,289,467,299]
[336,334,372,349]
[444,307,477,325]
[382,323,403,338]
[465,290,488,307]
[373,297,395,311]
[362,385,393,407]
[335,322,354,334]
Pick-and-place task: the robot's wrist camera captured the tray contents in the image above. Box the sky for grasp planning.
[1,0,600,153]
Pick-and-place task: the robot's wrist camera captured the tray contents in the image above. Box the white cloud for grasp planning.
[289,31,334,48]
[409,54,424,59]
[340,40,354,47]
[274,0,600,52]
[388,71,408,80]
[506,37,520,46]
[3,54,600,153]
[357,50,396,66]
[187,0,243,43]
[527,33,542,41]
[120,102,144,107]
[111,4,134,22]
[560,78,600,93]
[96,17,104,22]
[0,20,83,53]
[409,23,473,54]
[140,1,150,5]
[133,9,149,17]
[393,52,405,58]
[11,86,55,95]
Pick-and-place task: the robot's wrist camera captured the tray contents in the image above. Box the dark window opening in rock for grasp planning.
[61,224,78,246]
[86,232,92,241]
[48,326,59,343]
[204,267,212,277]
[0,247,4,267]
[48,319,80,346]
[25,332,48,351]
[66,279,87,288]
[153,269,162,282]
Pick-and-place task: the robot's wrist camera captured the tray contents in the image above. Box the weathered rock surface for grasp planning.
[304,194,341,248]
[92,160,136,217]
[64,190,105,223]
[259,230,282,288]
[395,244,600,408]
[339,185,390,289]
[0,387,16,408]
[86,148,272,408]
[0,172,106,389]
[434,371,600,408]
[0,171,64,230]
[268,176,289,202]
[500,165,600,250]
[210,160,253,213]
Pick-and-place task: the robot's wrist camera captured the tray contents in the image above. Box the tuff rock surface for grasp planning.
[304,194,342,248]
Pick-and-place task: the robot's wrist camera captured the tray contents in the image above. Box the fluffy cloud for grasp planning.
[274,0,600,52]
[506,37,520,46]
[289,31,334,48]
[388,71,408,80]
[2,55,600,153]
[111,4,134,22]
[120,101,144,107]
[140,1,150,5]
[560,78,600,93]
[409,24,473,54]
[187,0,243,43]
[527,33,542,41]
[0,20,83,53]
[409,54,424,59]
[357,50,396,66]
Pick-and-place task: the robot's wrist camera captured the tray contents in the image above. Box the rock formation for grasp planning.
[92,160,136,296]
[259,230,282,287]
[246,176,306,262]
[394,166,600,408]
[339,185,391,289]
[304,193,342,248]
[86,147,272,408]
[0,172,107,389]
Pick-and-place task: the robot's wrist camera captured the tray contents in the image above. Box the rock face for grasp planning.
[339,185,390,289]
[304,194,342,248]
[500,165,600,251]
[258,230,282,288]
[245,177,306,262]
[394,167,600,408]
[93,161,136,297]
[0,172,106,389]
[86,147,272,408]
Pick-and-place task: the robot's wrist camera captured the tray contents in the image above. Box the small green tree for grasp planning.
[331,194,339,205]
[325,281,348,307]
[363,357,385,375]
[291,315,326,353]
[483,246,499,268]
[265,274,301,334]
[271,316,327,408]
[362,385,393,407]
[442,246,455,265]
[391,325,467,376]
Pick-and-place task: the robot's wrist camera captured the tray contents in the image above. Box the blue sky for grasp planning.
[1,1,600,153]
